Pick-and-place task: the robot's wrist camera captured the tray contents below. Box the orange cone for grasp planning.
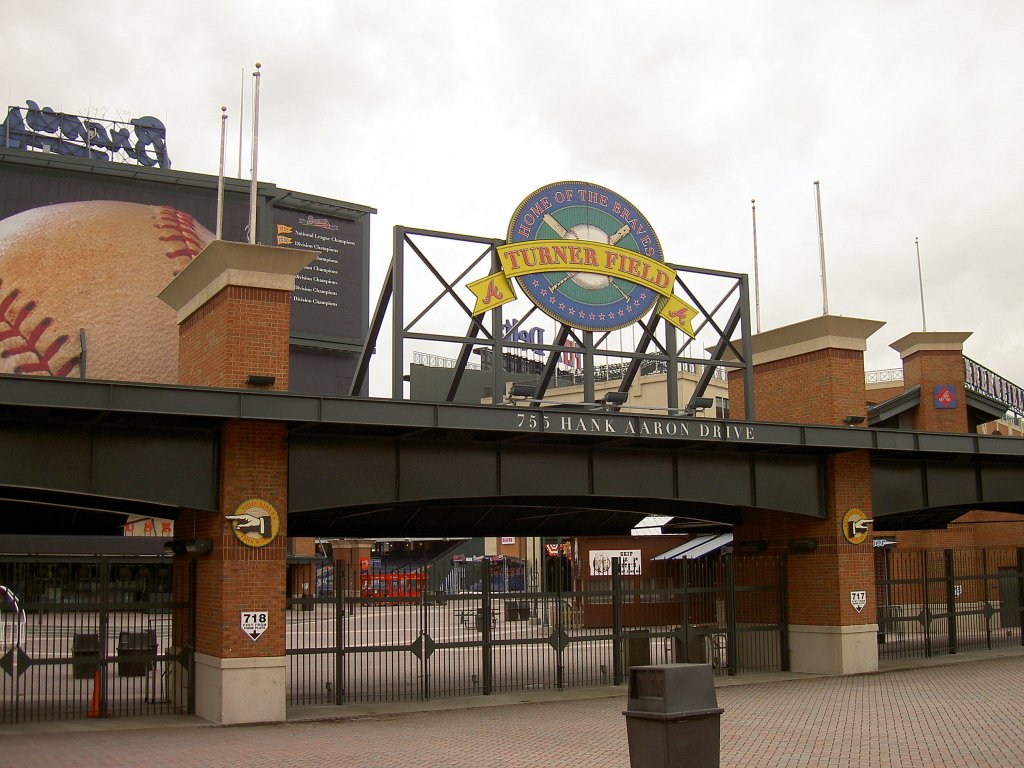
[88,670,101,718]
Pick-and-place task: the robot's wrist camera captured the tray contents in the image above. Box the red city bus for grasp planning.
[359,572,426,599]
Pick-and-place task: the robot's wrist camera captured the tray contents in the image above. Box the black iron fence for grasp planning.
[876,546,1024,660]
[0,556,194,724]
[286,553,787,707]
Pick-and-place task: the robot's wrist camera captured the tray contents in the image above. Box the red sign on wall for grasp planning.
[933,385,957,409]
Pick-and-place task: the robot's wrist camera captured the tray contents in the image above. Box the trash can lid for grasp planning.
[627,663,720,714]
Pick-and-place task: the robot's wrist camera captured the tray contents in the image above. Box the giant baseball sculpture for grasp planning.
[0,201,214,383]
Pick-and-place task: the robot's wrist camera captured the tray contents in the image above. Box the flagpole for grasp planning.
[247,62,261,245]
[814,181,830,316]
[237,67,244,178]
[751,198,761,333]
[915,237,928,331]
[216,106,227,240]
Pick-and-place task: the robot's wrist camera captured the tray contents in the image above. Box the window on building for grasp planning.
[715,397,729,420]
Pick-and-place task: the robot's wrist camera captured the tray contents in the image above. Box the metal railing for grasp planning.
[865,368,904,384]
[963,357,1024,417]
[0,557,194,724]
[876,547,1023,660]
[285,554,787,707]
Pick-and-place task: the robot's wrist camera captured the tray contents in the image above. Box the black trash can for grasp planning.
[117,629,157,678]
[72,633,101,680]
[623,664,724,768]
[623,629,652,668]
[504,600,531,621]
[672,625,707,664]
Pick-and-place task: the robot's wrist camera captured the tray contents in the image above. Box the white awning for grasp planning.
[653,533,734,560]
[632,516,674,536]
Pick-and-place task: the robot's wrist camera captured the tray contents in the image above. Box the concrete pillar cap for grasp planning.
[889,331,973,359]
[158,240,317,324]
[721,315,885,365]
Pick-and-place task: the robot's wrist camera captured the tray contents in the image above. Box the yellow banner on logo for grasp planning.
[467,271,517,315]
[497,240,677,298]
[657,295,698,337]
[469,239,698,339]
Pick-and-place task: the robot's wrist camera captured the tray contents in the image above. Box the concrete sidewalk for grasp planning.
[2,648,1023,767]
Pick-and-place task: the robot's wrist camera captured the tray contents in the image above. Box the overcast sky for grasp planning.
[5,1,1023,392]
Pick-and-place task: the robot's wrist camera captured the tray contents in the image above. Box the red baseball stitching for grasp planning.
[154,206,206,274]
[0,279,80,376]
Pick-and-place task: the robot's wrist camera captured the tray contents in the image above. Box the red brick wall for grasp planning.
[330,542,373,598]
[734,451,876,626]
[729,348,867,425]
[900,350,967,431]
[866,384,903,405]
[180,421,289,659]
[727,337,1024,628]
[178,286,291,391]
[291,538,316,557]
[171,280,294,660]
[729,370,747,420]
[877,511,1024,549]
[726,347,876,626]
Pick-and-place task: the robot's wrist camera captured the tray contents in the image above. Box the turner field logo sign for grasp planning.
[469,181,697,336]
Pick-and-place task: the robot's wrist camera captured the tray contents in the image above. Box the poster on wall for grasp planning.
[274,208,363,339]
[589,549,642,577]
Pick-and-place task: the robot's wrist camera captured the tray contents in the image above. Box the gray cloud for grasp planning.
[3,0,1022,388]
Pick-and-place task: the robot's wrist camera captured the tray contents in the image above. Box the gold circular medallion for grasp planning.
[842,508,872,545]
[227,498,280,547]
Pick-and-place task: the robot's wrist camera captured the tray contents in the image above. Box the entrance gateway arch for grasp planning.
[3,180,1024,723]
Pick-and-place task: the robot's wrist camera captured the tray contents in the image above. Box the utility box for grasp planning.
[623,664,724,768]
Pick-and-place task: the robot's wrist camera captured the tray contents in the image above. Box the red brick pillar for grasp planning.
[328,539,375,601]
[159,240,313,723]
[727,316,883,674]
[890,331,972,432]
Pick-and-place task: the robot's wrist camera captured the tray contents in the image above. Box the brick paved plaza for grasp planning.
[2,652,1022,768]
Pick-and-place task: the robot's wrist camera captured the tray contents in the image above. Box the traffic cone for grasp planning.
[87,669,101,718]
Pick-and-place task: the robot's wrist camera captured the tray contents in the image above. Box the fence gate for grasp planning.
[286,552,787,707]
[875,546,1024,661]
[0,556,194,724]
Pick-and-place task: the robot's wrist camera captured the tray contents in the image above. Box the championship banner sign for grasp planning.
[469,181,698,337]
